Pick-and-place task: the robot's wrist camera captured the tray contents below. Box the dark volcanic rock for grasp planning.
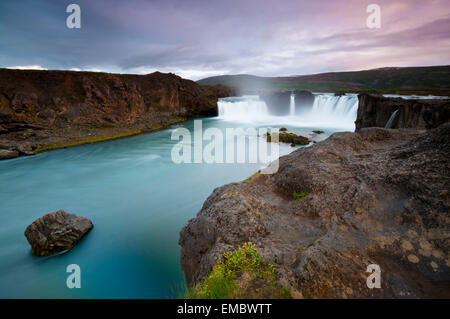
[180,124,450,298]
[25,210,93,256]
[356,94,450,130]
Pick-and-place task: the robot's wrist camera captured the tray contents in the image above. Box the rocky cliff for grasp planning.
[0,68,233,159]
[179,124,450,298]
[356,94,450,131]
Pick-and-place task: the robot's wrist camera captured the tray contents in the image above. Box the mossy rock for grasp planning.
[267,132,310,145]
[185,242,292,299]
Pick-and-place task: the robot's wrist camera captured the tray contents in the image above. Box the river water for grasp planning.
[0,94,357,298]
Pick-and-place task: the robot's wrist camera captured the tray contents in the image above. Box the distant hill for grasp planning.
[197,65,450,94]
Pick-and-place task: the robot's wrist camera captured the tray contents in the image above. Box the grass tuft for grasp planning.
[185,242,291,299]
[293,191,307,201]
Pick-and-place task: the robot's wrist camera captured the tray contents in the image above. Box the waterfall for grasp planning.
[217,93,359,130]
[385,109,399,128]
[308,93,358,126]
[311,94,358,118]
[290,93,295,116]
[217,95,269,122]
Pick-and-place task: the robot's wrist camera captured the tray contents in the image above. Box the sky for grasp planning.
[0,0,449,80]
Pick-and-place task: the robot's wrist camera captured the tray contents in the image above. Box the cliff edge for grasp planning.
[179,124,450,298]
[0,69,233,159]
[356,94,449,131]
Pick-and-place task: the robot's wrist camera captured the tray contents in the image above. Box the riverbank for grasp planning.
[30,117,187,155]
[0,68,233,160]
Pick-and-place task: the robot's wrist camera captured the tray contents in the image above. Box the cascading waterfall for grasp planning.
[309,93,359,124]
[290,92,295,116]
[217,95,269,122]
[218,93,359,130]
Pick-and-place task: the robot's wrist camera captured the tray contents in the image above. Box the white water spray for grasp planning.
[290,92,295,116]
[309,93,359,124]
[217,95,269,122]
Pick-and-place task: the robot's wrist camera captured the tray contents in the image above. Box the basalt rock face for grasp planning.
[260,90,314,116]
[179,124,450,298]
[356,94,450,131]
[24,210,93,256]
[0,69,233,159]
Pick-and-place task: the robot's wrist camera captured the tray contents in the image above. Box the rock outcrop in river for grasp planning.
[25,210,93,256]
[356,94,449,131]
[0,69,233,159]
[179,124,450,298]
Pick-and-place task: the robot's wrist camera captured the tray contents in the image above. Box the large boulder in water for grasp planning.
[24,210,93,256]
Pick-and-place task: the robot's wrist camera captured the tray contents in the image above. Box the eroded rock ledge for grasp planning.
[179,124,450,298]
[0,68,233,159]
[356,94,449,131]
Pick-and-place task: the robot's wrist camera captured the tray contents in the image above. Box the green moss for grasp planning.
[185,242,291,299]
[149,124,163,131]
[267,132,310,145]
[312,130,324,134]
[244,171,261,183]
[33,129,143,154]
[167,117,187,126]
[279,127,287,132]
[293,191,307,201]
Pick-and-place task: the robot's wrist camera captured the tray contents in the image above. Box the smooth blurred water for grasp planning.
[2,92,439,298]
[0,114,349,299]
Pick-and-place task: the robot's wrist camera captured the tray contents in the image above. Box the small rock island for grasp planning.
[24,210,93,256]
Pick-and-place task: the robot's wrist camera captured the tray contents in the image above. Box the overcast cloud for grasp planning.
[0,0,449,80]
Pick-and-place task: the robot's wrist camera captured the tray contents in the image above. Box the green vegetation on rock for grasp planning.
[244,171,261,183]
[185,242,291,299]
[32,129,143,154]
[267,132,310,145]
[293,191,307,201]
